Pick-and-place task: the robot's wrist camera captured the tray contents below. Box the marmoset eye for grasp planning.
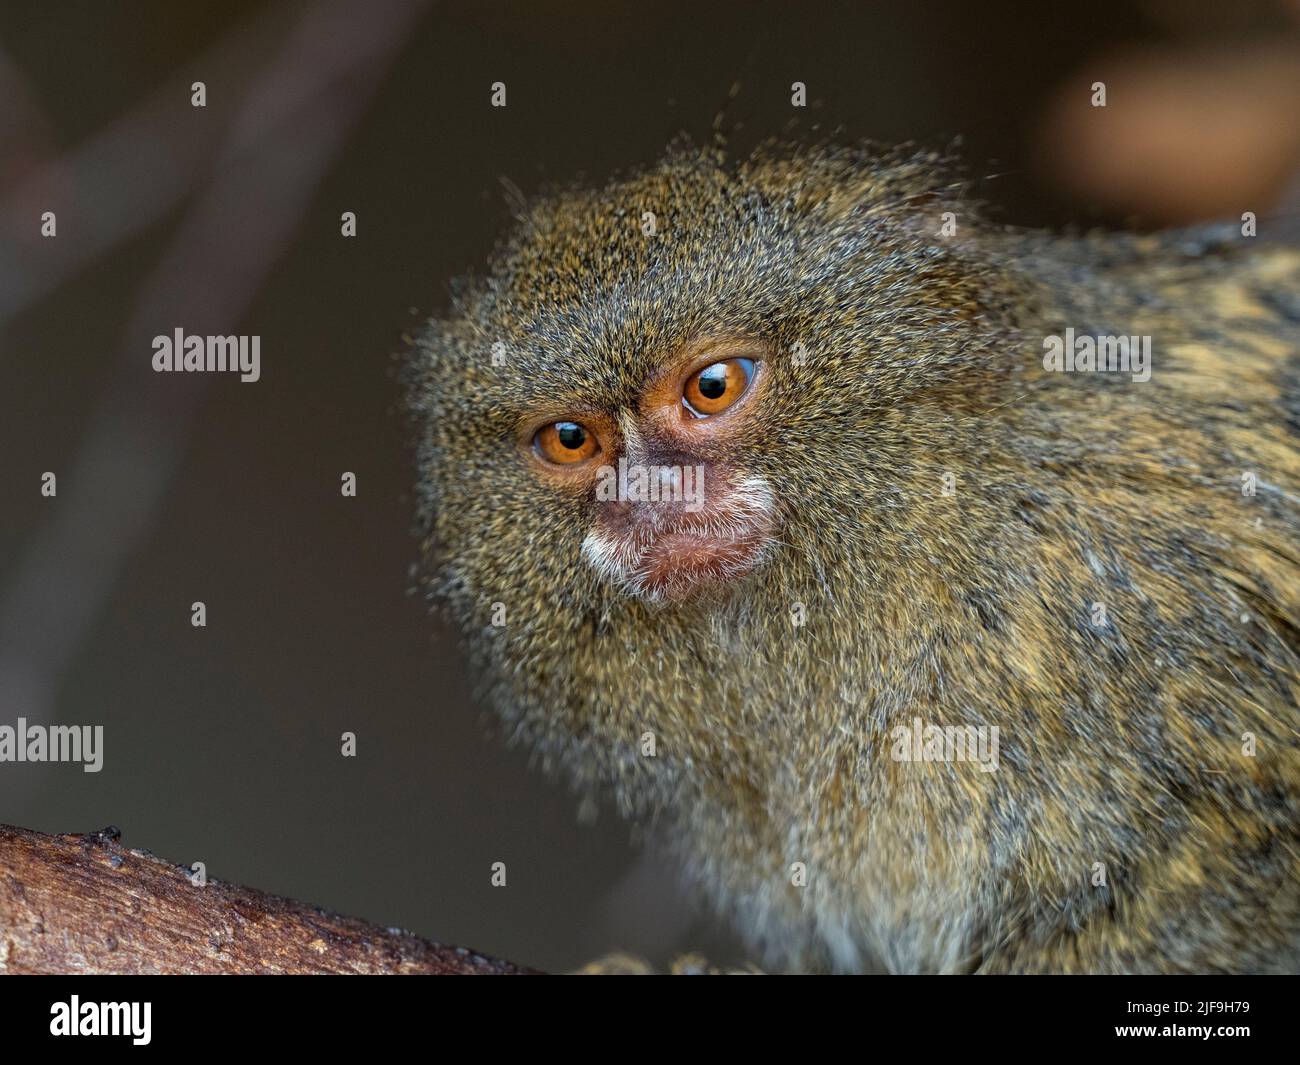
[534,420,600,464]
[682,358,755,417]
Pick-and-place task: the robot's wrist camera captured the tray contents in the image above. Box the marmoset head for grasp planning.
[405,139,1055,827]
[410,141,1023,607]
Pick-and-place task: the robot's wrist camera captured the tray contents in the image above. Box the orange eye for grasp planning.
[682,358,755,417]
[534,420,599,465]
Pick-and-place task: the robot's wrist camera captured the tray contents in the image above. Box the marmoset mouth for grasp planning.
[580,473,777,602]
[635,519,773,599]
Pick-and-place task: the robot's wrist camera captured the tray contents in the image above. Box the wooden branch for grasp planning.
[0,823,534,974]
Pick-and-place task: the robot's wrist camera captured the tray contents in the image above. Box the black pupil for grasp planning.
[556,422,586,449]
[698,364,728,399]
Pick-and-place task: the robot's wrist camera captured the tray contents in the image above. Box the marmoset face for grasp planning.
[410,145,1014,630]
[522,335,777,602]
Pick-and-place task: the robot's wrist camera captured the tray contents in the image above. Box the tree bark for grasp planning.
[0,823,534,974]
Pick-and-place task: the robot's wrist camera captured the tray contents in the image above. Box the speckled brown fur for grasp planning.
[407,141,1300,973]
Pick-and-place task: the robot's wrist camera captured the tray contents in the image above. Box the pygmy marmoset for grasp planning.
[407,142,1300,973]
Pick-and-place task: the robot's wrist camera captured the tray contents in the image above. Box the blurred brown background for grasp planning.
[1,0,1297,972]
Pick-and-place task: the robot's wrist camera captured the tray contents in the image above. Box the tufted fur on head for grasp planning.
[406,140,1300,972]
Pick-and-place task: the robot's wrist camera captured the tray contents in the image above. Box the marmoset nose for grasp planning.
[594,449,714,535]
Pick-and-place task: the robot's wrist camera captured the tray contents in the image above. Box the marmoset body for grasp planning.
[408,143,1300,973]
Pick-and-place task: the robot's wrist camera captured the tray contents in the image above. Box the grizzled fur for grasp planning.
[407,141,1300,972]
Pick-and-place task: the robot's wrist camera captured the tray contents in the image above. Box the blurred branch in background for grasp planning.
[0,0,431,727]
[1036,0,1300,231]
[0,39,58,197]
